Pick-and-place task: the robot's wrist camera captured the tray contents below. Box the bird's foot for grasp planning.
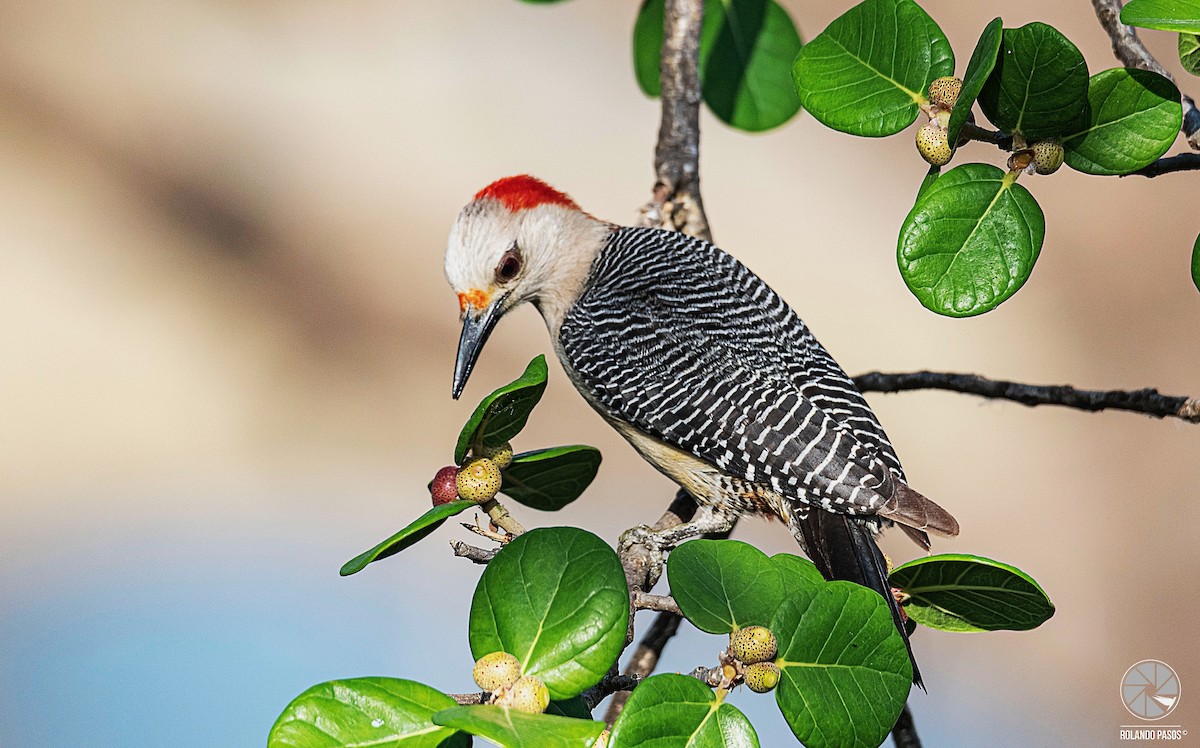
[618,524,668,587]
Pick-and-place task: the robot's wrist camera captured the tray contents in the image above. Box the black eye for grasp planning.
[495,248,522,283]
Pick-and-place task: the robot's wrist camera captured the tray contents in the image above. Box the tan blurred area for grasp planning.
[1,1,1198,745]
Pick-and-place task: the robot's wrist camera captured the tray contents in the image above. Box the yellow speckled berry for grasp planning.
[457,458,502,503]
[502,675,550,714]
[1031,139,1064,175]
[472,651,521,693]
[729,625,778,664]
[743,662,782,693]
[928,76,963,109]
[915,123,952,166]
[477,441,514,470]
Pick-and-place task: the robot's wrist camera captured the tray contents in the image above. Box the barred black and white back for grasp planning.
[559,226,952,536]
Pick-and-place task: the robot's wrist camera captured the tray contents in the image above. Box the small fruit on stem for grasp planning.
[472,651,521,693]
[915,123,952,166]
[1031,139,1064,175]
[729,625,778,664]
[430,466,459,506]
[502,675,550,714]
[477,441,514,470]
[457,458,502,503]
[928,76,963,109]
[743,662,782,693]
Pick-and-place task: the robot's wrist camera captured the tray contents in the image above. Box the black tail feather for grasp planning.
[793,511,923,690]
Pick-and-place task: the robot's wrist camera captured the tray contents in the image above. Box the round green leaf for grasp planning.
[1192,233,1200,293]
[632,0,803,132]
[340,500,476,576]
[433,705,604,748]
[501,446,601,511]
[609,674,760,748]
[792,0,953,137]
[469,528,628,699]
[945,18,1004,150]
[770,552,825,589]
[1181,33,1200,75]
[1063,68,1182,176]
[771,583,911,748]
[898,163,1045,317]
[978,22,1089,140]
[546,696,593,719]
[890,553,1055,632]
[455,356,548,465]
[667,539,785,634]
[1121,0,1200,33]
[269,678,469,748]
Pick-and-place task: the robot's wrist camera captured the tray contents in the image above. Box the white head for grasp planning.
[444,175,611,398]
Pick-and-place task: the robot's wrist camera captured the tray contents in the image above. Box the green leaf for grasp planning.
[890,553,1055,632]
[632,0,803,132]
[977,22,1089,140]
[1121,0,1200,32]
[772,583,911,748]
[609,674,760,748]
[269,678,470,748]
[667,539,785,634]
[455,356,548,465]
[946,18,1004,150]
[1063,68,1182,175]
[433,706,603,748]
[898,163,1045,317]
[501,446,601,511]
[770,552,825,589]
[1192,233,1200,293]
[340,500,476,576]
[792,0,953,137]
[469,528,628,699]
[1181,33,1200,75]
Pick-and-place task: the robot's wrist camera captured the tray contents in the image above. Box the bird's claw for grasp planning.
[618,524,667,586]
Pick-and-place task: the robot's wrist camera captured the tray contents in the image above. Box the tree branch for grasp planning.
[1091,0,1200,150]
[603,610,682,724]
[582,673,642,711]
[1128,152,1200,177]
[632,591,682,615]
[449,539,497,564]
[639,0,711,241]
[854,371,1200,423]
[890,705,921,748]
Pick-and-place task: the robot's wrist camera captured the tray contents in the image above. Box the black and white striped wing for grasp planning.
[558,227,897,516]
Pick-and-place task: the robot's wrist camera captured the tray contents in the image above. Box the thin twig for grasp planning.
[449,692,485,705]
[632,591,682,615]
[854,371,1199,423]
[891,704,922,748]
[638,0,711,241]
[581,673,642,711]
[603,610,682,725]
[687,665,725,688]
[481,498,526,536]
[1128,152,1200,177]
[449,540,497,564]
[1091,0,1200,149]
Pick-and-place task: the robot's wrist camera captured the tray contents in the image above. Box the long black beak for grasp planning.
[452,297,505,399]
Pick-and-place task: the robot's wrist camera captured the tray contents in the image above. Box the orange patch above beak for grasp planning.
[457,289,491,314]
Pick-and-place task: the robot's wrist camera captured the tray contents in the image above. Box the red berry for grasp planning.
[430,466,459,506]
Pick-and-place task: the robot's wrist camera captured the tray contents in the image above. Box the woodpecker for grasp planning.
[444,175,959,685]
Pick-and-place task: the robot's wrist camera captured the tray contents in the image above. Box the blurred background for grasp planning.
[1,1,1197,745]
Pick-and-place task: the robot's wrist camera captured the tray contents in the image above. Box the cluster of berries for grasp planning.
[728,625,782,694]
[915,76,1063,174]
[471,652,551,714]
[429,442,514,506]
